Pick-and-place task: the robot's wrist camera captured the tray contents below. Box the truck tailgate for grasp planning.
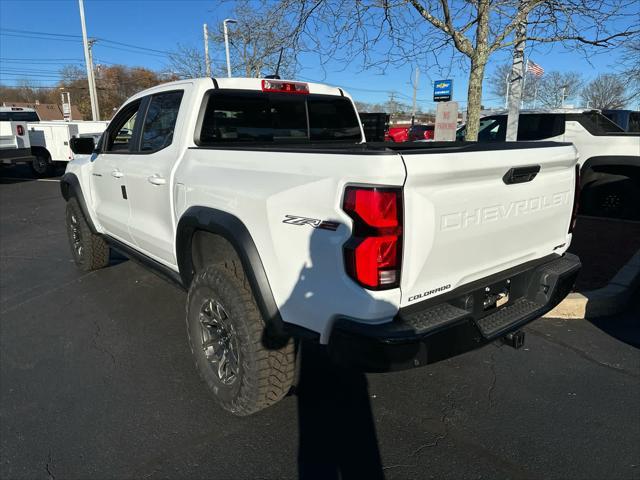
[400,143,578,307]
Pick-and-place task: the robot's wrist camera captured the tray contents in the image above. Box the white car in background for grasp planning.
[459,109,640,219]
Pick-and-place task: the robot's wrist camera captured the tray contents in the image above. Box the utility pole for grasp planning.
[411,68,419,125]
[389,91,397,117]
[203,23,211,77]
[505,0,529,141]
[87,39,100,120]
[78,0,100,120]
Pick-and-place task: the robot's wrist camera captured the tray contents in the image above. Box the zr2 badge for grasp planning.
[282,215,340,231]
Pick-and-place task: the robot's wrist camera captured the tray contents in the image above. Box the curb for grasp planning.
[544,249,640,319]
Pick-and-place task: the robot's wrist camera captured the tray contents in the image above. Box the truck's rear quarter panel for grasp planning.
[177,148,406,340]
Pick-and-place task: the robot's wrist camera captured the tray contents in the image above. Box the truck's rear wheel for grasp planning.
[31,153,54,178]
[65,198,110,271]
[186,262,295,416]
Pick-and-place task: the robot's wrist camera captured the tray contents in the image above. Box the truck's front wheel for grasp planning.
[186,262,295,416]
[65,198,110,271]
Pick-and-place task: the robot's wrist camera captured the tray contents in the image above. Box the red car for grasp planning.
[384,125,410,142]
[407,124,435,141]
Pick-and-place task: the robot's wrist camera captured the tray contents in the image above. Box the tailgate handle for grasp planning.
[503,165,540,185]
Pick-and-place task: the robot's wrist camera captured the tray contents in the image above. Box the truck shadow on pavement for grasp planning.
[270,228,390,479]
[295,341,384,480]
[0,164,64,183]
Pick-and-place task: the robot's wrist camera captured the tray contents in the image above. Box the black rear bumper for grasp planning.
[328,253,581,372]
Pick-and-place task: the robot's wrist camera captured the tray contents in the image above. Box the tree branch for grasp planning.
[527,29,640,47]
[408,0,474,56]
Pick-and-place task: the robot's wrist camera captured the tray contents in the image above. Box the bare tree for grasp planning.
[166,44,208,79]
[0,80,58,104]
[166,1,304,80]
[58,64,172,119]
[207,0,304,78]
[288,0,639,139]
[618,39,640,103]
[532,71,583,108]
[488,63,540,106]
[581,74,630,109]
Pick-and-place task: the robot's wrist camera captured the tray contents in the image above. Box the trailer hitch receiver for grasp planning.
[502,330,525,349]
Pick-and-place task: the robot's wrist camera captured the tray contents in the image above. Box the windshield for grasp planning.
[199,91,362,144]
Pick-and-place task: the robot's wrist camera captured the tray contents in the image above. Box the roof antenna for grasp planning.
[265,47,284,80]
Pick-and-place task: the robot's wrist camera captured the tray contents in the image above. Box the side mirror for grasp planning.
[70,137,96,155]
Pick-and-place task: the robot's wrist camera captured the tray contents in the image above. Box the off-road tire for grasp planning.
[186,262,295,416]
[31,153,54,178]
[65,197,110,271]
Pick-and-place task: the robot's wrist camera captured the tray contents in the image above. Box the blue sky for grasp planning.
[0,0,635,109]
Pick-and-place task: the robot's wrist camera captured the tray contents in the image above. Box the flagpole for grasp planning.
[522,57,527,108]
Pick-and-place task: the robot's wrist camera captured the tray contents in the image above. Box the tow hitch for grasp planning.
[502,330,525,349]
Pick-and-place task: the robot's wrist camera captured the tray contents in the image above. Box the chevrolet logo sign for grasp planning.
[435,82,449,88]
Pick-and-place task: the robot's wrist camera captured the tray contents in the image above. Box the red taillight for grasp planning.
[343,186,402,289]
[261,79,309,94]
[569,164,580,233]
[16,125,24,136]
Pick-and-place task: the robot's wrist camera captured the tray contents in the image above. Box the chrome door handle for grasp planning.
[111,169,124,178]
[147,174,166,186]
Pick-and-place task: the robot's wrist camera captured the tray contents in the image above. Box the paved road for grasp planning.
[1,166,639,480]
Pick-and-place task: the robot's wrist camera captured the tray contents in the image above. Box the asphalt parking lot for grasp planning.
[1,165,639,480]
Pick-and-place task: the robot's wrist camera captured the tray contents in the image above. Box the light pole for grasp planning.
[203,23,211,77]
[223,18,237,78]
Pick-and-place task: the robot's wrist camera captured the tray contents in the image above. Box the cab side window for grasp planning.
[517,114,565,140]
[104,101,141,153]
[477,116,506,141]
[140,91,184,152]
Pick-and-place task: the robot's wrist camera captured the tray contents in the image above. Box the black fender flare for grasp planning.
[60,172,98,233]
[176,206,285,334]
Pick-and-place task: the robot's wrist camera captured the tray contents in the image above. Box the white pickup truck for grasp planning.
[61,77,581,415]
[0,106,108,176]
[459,109,640,219]
[0,121,32,166]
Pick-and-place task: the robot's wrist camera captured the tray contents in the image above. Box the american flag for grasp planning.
[526,60,544,77]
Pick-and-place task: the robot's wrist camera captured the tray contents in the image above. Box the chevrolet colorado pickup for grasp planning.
[62,77,581,415]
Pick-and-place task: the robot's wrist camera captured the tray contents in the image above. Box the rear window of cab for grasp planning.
[197,90,362,144]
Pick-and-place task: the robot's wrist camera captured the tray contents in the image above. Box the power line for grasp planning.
[98,38,171,55]
[0,28,81,38]
[0,32,81,43]
[0,28,171,56]
[0,57,85,62]
[95,44,167,58]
